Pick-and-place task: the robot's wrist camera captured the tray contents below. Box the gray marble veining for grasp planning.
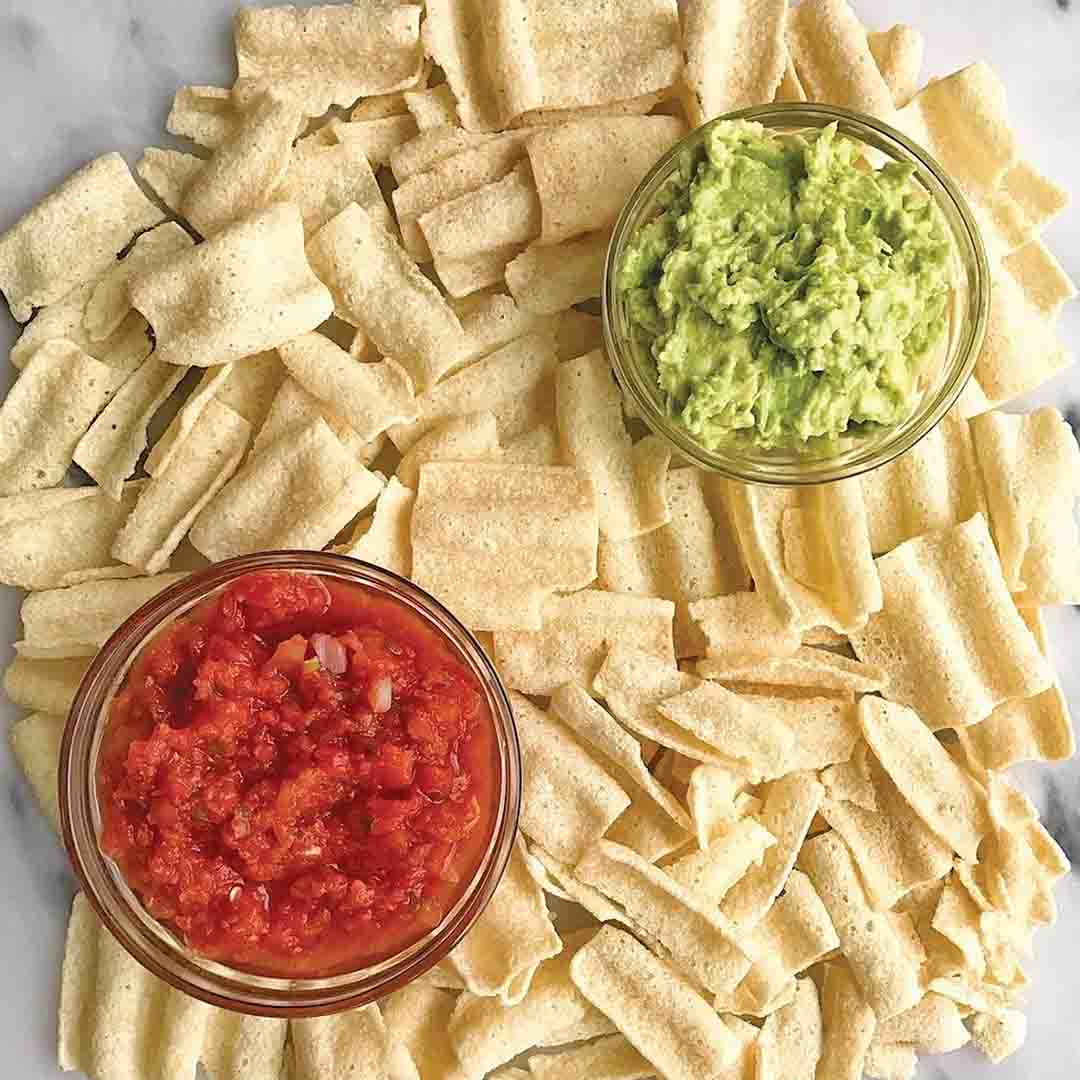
[0,2,1078,1078]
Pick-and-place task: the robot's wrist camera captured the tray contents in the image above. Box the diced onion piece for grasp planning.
[312,632,347,675]
[369,676,393,713]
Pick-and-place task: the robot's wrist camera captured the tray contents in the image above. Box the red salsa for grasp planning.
[98,570,498,977]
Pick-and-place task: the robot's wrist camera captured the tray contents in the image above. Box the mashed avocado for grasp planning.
[618,120,952,451]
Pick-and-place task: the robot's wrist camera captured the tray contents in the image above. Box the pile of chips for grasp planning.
[0,1,1077,1078]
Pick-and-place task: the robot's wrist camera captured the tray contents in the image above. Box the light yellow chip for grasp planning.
[528,1033,653,1080]
[972,406,1080,604]
[798,831,922,1020]
[73,357,188,502]
[201,1008,289,1080]
[860,408,985,555]
[0,482,142,590]
[509,693,630,865]
[449,933,612,1077]
[234,3,424,117]
[787,0,896,120]
[526,844,634,928]
[323,114,420,169]
[556,349,671,541]
[135,148,204,215]
[306,204,470,393]
[931,874,987,979]
[494,590,674,696]
[696,647,886,694]
[391,126,501,183]
[4,656,90,718]
[686,763,749,849]
[397,412,501,491]
[10,712,64,833]
[291,1005,419,1080]
[112,400,252,574]
[410,461,598,631]
[405,84,460,130]
[817,961,876,1080]
[600,469,749,656]
[0,153,163,322]
[867,24,924,108]
[755,977,822,1080]
[129,203,333,368]
[381,985,461,1080]
[606,786,691,864]
[190,418,383,561]
[969,1009,1027,1064]
[720,772,823,928]
[279,333,418,444]
[167,85,238,149]
[527,116,683,245]
[862,1041,917,1080]
[666,818,775,906]
[689,590,800,663]
[682,0,787,125]
[876,993,970,1054]
[849,515,1052,730]
[506,230,610,314]
[334,478,415,578]
[1002,159,1069,231]
[0,341,116,497]
[570,925,740,1079]
[727,478,882,635]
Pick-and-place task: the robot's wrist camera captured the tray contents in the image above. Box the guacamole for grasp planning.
[618,120,953,451]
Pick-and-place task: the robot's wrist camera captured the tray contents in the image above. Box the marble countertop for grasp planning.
[0,2,1077,1078]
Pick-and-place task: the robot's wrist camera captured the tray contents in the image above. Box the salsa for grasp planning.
[618,119,953,450]
[97,570,498,978]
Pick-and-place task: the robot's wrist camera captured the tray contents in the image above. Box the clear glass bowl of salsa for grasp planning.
[59,552,521,1017]
[603,103,990,486]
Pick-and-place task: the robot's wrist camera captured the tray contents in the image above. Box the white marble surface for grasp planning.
[0,2,1078,1078]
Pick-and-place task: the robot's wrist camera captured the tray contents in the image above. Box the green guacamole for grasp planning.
[618,120,953,451]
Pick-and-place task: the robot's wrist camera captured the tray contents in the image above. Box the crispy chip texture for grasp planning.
[849,515,1052,730]
[528,117,683,245]
[506,230,609,314]
[528,1034,653,1080]
[494,590,674,696]
[10,712,64,832]
[167,85,238,149]
[4,656,90,718]
[867,24,924,108]
[755,977,822,1080]
[381,985,461,1080]
[410,461,598,631]
[190,418,382,561]
[335,478,416,578]
[291,1005,419,1080]
[570,926,740,1080]
[0,153,163,322]
[234,3,424,117]
[129,204,333,368]
[696,648,886,695]
[817,961,876,1080]
[396,411,501,491]
[682,0,788,124]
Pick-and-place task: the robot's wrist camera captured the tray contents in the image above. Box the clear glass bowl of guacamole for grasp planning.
[604,104,989,485]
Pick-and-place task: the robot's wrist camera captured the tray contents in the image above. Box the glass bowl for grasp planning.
[603,103,990,486]
[59,552,521,1017]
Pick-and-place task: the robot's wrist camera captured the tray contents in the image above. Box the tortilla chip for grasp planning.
[3,656,90,717]
[685,763,749,849]
[130,203,333,368]
[135,148,205,215]
[275,135,393,239]
[755,977,822,1080]
[397,412,500,491]
[234,3,423,117]
[112,400,251,574]
[394,133,531,260]
[494,587,675,696]
[1002,159,1069,232]
[509,693,630,864]
[720,772,823,927]
[423,0,681,132]
[820,752,953,911]
[450,936,612,1077]
[688,592,800,668]
[787,0,896,120]
[506,230,610,314]
[291,1005,419,1080]
[10,712,64,832]
[190,417,382,560]
[969,1009,1026,1064]
[930,874,987,979]
[696,647,886,695]
[73,358,188,502]
[867,25,924,108]
[528,1034,652,1080]
[501,424,559,466]
[862,1041,917,1080]
[860,408,985,555]
[666,818,775,905]
[454,290,559,367]
[798,832,923,1020]
[177,89,301,236]
[817,961,876,1080]
[201,1009,288,1080]
[166,85,239,149]
[606,787,691,864]
[405,85,460,131]
[391,126,501,183]
[420,161,541,296]
[528,117,683,246]
[0,482,142,590]
[306,204,469,392]
[876,993,970,1053]
[849,515,1052,730]
[727,479,882,635]
[0,153,163,322]
[570,925,740,1077]
[527,844,636,929]
[600,469,749,656]
[334,478,415,578]
[381,985,461,1080]
[0,341,116,497]
[682,0,787,125]
[972,406,1080,604]
[323,114,420,169]
[279,333,417,444]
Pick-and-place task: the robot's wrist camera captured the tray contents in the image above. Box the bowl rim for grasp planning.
[602,101,991,486]
[58,551,522,1017]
